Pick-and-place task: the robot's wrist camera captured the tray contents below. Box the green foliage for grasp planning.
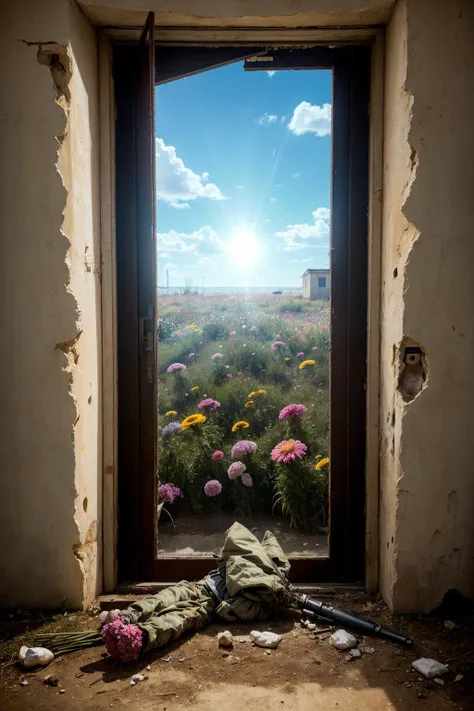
[202,322,230,341]
[157,316,177,342]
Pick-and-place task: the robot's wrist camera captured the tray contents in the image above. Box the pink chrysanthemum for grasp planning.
[231,440,257,459]
[188,352,195,359]
[204,479,222,497]
[271,341,285,351]
[198,398,220,411]
[312,346,319,351]
[271,439,308,463]
[297,351,304,358]
[167,362,187,373]
[212,450,224,462]
[212,353,224,361]
[241,472,253,488]
[227,373,233,379]
[102,617,126,659]
[228,461,246,480]
[279,404,308,420]
[116,624,143,662]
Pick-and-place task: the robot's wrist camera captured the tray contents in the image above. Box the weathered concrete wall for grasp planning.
[0,0,101,609]
[380,0,474,612]
[79,0,394,28]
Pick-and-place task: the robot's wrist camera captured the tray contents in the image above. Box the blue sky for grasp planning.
[155,63,332,288]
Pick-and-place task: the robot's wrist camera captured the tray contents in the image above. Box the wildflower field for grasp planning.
[157,292,330,533]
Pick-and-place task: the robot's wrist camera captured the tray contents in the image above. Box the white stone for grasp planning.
[412,658,449,679]
[250,630,282,649]
[350,648,362,658]
[19,646,54,668]
[330,630,358,650]
[217,630,234,647]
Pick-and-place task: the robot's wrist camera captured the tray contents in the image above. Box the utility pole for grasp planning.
[166,269,169,292]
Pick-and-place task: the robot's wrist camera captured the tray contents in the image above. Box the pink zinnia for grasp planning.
[297,352,304,358]
[231,440,257,459]
[212,450,224,462]
[228,461,246,479]
[198,398,220,411]
[271,341,285,351]
[312,346,319,351]
[271,439,308,463]
[204,479,222,497]
[227,373,233,379]
[279,404,308,420]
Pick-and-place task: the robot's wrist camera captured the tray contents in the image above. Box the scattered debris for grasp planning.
[349,648,361,659]
[19,645,54,668]
[306,623,316,631]
[444,620,456,630]
[160,655,172,662]
[75,672,84,678]
[130,673,147,686]
[250,630,282,649]
[43,674,59,687]
[359,645,375,655]
[454,674,464,683]
[146,664,151,671]
[20,679,29,687]
[412,657,449,679]
[330,630,357,651]
[434,678,445,686]
[217,630,234,648]
[59,688,66,694]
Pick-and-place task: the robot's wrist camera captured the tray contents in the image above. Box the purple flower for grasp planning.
[158,483,183,504]
[212,353,224,361]
[162,422,181,437]
[271,341,285,351]
[231,440,257,459]
[116,623,143,662]
[198,398,220,412]
[167,362,187,373]
[102,618,124,659]
[297,351,304,358]
[241,472,253,488]
[279,404,308,420]
[204,479,222,497]
[212,450,224,462]
[228,461,246,480]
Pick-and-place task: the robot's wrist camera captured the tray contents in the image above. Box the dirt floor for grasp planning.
[158,514,328,557]
[1,593,474,711]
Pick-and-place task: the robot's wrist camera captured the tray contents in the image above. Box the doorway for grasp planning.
[114,27,369,584]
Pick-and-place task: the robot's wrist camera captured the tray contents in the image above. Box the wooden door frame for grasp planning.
[102,30,384,591]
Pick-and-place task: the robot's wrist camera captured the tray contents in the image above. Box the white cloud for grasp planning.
[258,113,279,125]
[234,184,245,190]
[170,201,190,210]
[288,102,332,137]
[270,197,277,202]
[266,70,276,78]
[292,172,300,178]
[198,256,218,269]
[290,257,314,264]
[156,138,226,205]
[276,207,330,251]
[157,226,221,254]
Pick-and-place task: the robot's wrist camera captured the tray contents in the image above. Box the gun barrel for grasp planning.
[298,595,413,647]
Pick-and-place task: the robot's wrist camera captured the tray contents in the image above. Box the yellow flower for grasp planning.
[232,420,249,432]
[165,410,177,417]
[248,391,257,398]
[285,357,291,361]
[181,413,206,430]
[256,389,266,395]
[315,457,330,471]
[299,359,316,370]
[190,386,199,391]
[245,401,254,408]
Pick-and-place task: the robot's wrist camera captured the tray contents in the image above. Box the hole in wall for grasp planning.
[398,337,428,402]
[82,497,88,513]
[393,267,398,278]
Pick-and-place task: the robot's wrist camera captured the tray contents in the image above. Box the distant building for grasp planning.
[301,269,330,300]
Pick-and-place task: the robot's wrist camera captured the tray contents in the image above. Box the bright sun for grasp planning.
[227,230,261,266]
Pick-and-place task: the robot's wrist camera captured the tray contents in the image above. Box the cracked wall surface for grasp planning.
[380,0,474,612]
[0,0,101,608]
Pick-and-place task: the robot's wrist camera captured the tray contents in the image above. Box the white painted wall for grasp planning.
[0,0,101,608]
[380,0,474,612]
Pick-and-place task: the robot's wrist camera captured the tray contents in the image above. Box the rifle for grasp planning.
[296,593,413,646]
